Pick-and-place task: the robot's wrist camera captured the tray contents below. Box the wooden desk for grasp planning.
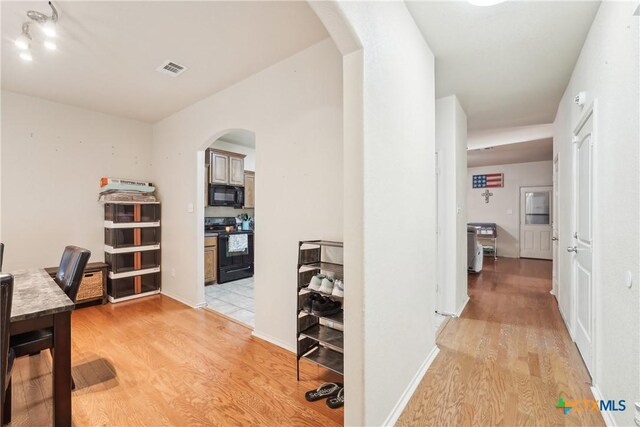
[8,268,74,427]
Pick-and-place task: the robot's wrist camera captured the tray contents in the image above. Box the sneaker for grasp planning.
[302,293,321,313]
[332,279,344,297]
[308,274,325,291]
[319,277,334,295]
[312,297,342,316]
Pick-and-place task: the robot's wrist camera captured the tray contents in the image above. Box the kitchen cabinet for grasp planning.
[205,236,218,284]
[244,171,255,209]
[208,149,246,186]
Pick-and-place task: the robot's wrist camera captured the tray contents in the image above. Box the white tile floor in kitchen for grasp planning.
[204,277,254,328]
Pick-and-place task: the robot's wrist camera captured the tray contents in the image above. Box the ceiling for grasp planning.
[467,138,553,167]
[1,1,328,123]
[406,1,601,131]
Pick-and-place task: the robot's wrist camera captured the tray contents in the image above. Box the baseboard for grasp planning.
[382,346,440,426]
[251,330,295,353]
[456,296,470,317]
[557,303,575,341]
[160,290,202,308]
[590,385,617,427]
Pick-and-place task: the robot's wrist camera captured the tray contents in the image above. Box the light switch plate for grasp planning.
[187,203,194,213]
[507,209,513,215]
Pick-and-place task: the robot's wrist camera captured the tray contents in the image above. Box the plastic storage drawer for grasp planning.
[104,203,160,223]
[105,249,160,274]
[105,227,160,248]
[108,272,161,300]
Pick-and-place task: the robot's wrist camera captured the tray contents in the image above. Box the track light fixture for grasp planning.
[15,2,59,62]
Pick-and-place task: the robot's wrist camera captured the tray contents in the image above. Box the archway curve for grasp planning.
[195,127,257,322]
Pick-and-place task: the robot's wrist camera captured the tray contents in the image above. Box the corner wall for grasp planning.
[436,95,468,315]
[321,2,437,425]
[0,90,153,269]
[467,160,553,258]
[151,38,343,348]
[553,3,639,425]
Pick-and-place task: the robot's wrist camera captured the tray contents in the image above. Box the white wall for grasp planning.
[151,39,343,347]
[553,3,639,425]
[0,90,153,270]
[436,95,468,315]
[467,160,553,258]
[316,2,437,425]
[468,123,553,150]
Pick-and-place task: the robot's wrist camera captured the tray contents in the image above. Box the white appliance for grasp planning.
[467,227,483,273]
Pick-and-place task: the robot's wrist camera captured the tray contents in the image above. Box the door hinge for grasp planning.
[574,232,578,239]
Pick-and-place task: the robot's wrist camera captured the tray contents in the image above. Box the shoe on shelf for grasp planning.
[303,293,322,313]
[319,277,334,295]
[327,387,344,409]
[312,297,342,316]
[308,274,325,291]
[332,279,344,297]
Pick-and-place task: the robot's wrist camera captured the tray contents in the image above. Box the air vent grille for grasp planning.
[156,60,187,77]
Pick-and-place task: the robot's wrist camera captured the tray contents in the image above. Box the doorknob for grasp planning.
[567,246,578,253]
[552,237,558,241]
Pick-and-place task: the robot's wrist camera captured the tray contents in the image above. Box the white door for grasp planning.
[519,186,553,259]
[552,158,559,295]
[572,107,595,376]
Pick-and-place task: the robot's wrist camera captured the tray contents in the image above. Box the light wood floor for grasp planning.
[398,257,604,427]
[8,296,343,426]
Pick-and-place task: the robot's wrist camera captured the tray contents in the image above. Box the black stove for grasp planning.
[205,217,253,235]
[205,217,254,283]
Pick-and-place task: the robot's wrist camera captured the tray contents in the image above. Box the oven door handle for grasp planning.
[225,266,252,274]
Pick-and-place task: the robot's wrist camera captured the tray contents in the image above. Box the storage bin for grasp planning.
[107,272,161,300]
[76,270,105,302]
[105,249,160,273]
[104,203,160,223]
[105,227,160,248]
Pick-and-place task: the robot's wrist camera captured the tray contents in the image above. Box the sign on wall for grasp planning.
[472,173,504,189]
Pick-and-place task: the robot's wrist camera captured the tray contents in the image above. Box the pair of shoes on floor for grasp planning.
[303,293,342,316]
[304,383,345,409]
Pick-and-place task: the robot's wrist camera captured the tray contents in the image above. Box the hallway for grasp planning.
[398,258,604,426]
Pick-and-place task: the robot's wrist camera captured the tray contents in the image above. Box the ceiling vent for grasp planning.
[156,60,187,77]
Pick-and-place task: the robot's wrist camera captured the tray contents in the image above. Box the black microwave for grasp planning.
[209,185,244,208]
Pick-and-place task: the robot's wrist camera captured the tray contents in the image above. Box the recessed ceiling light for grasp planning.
[468,0,507,6]
[44,39,57,50]
[19,51,33,61]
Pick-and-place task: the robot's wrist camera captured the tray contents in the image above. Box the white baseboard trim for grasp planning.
[590,385,617,427]
[456,296,470,317]
[251,330,295,353]
[382,346,440,426]
[160,290,201,308]
[557,304,575,341]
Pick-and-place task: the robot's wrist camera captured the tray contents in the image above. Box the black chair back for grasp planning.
[54,246,91,303]
[0,274,13,395]
[0,243,4,272]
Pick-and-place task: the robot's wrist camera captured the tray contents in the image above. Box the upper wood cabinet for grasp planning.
[208,149,246,186]
[229,157,245,186]
[244,171,255,209]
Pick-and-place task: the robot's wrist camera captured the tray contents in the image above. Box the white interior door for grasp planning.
[519,186,553,259]
[572,107,595,376]
[552,157,559,295]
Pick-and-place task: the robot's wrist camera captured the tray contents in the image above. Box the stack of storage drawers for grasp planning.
[104,202,161,302]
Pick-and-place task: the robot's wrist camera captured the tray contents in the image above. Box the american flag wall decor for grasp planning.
[472,173,504,188]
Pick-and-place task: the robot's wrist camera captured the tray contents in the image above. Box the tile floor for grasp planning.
[204,277,254,328]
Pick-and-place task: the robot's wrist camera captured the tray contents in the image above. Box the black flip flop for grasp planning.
[327,387,344,409]
[304,382,343,402]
